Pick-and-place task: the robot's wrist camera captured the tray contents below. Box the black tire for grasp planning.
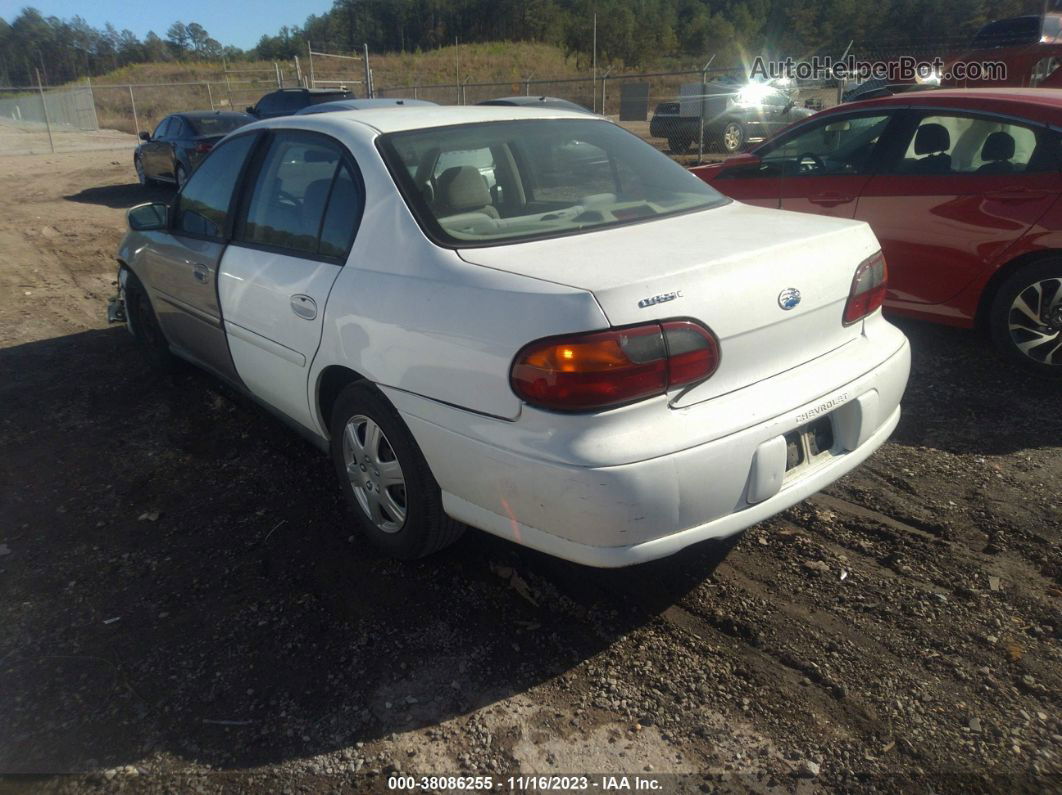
[988,258,1062,377]
[124,269,175,371]
[668,136,692,154]
[721,121,747,154]
[330,382,464,559]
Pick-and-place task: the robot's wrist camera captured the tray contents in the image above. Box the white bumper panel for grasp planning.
[384,337,910,567]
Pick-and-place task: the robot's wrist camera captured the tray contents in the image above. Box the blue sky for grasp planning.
[0,0,326,49]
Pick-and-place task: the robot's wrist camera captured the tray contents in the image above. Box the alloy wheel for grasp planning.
[175,165,186,190]
[135,157,146,185]
[723,123,743,153]
[342,414,407,533]
[1007,277,1062,367]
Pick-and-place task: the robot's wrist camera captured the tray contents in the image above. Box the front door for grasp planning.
[141,118,171,179]
[138,132,259,382]
[218,130,363,432]
[856,110,1061,307]
[771,111,896,218]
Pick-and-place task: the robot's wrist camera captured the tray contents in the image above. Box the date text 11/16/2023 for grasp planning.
[387,774,665,791]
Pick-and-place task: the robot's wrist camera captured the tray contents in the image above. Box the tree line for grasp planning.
[0,8,238,86]
[0,0,1043,87]
[253,0,1038,66]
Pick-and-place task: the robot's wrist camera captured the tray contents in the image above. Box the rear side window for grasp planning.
[318,164,361,257]
[175,133,257,239]
[237,132,361,259]
[888,114,1050,175]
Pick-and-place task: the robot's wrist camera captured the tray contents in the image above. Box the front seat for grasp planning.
[435,166,499,218]
[909,123,952,174]
[976,131,1017,174]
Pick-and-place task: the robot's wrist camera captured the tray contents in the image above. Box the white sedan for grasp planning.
[113,106,910,567]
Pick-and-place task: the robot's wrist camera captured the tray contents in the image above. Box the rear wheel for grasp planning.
[721,121,747,154]
[123,269,174,370]
[989,258,1062,378]
[330,382,464,559]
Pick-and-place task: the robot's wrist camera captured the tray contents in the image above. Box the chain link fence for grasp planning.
[0,65,298,157]
[1,65,843,159]
[377,69,842,161]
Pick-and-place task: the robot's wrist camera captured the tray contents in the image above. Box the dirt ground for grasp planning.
[0,150,1059,793]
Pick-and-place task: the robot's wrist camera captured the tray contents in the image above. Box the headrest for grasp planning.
[981,131,1015,161]
[914,123,950,155]
[437,166,490,213]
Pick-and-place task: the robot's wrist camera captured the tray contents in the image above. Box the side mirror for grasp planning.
[139,131,150,141]
[127,202,169,232]
[783,101,796,113]
[245,106,256,114]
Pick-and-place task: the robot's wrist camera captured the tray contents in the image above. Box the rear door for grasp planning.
[855,109,1061,306]
[137,132,260,381]
[218,130,363,431]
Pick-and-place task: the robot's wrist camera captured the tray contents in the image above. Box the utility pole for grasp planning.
[363,43,373,97]
[592,12,597,113]
[36,68,54,153]
[455,37,460,104]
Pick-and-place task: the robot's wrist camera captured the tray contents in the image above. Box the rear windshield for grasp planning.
[188,115,250,136]
[310,92,351,105]
[378,119,726,246]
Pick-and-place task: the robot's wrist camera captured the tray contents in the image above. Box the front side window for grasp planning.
[152,118,171,139]
[379,119,726,246]
[174,133,257,239]
[887,114,1046,175]
[759,113,892,177]
[237,132,357,257]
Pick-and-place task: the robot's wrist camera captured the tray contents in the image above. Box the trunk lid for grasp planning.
[458,201,881,406]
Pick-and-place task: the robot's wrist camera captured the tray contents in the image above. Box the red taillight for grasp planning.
[194,142,213,154]
[843,251,888,326]
[510,320,720,412]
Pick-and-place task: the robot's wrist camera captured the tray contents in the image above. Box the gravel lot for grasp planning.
[0,150,1059,793]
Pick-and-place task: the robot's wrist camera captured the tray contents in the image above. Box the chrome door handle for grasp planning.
[192,263,209,283]
[290,294,317,320]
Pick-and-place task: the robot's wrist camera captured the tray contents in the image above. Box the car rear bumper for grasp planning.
[384,325,910,567]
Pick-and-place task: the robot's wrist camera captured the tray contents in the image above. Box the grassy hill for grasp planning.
[75,42,708,135]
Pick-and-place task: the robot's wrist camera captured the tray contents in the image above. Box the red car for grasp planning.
[691,88,1062,376]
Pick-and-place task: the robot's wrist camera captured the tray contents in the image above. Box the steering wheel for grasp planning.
[797,152,826,174]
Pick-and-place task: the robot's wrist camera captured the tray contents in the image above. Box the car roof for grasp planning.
[834,87,1062,123]
[179,110,253,119]
[254,105,601,134]
[272,87,351,94]
[294,98,438,114]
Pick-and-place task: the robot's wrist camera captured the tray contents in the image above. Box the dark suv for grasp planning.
[246,88,353,119]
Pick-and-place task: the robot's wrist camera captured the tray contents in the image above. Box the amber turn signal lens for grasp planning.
[511,320,719,412]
